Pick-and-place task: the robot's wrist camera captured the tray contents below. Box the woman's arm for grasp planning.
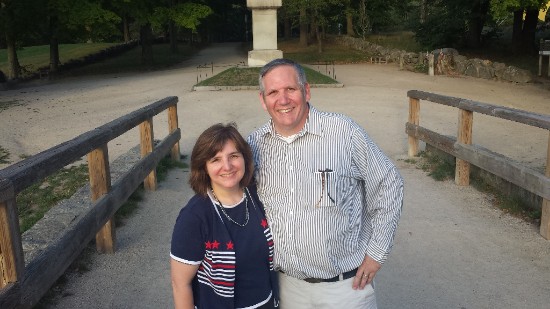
[171,259,200,309]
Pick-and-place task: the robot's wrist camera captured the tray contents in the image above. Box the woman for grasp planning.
[170,123,278,309]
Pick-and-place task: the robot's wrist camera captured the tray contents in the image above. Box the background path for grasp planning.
[1,43,550,308]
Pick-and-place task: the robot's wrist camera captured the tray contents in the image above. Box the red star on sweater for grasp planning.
[261,219,268,229]
[212,240,220,249]
[205,240,212,249]
[226,241,234,250]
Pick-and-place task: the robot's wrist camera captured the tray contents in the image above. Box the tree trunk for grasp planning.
[49,15,60,74]
[465,0,489,48]
[4,2,20,80]
[299,8,308,47]
[346,11,355,36]
[512,9,523,53]
[420,0,427,24]
[284,16,291,40]
[309,21,316,40]
[140,24,154,66]
[123,15,131,42]
[169,21,178,53]
[6,33,20,80]
[521,9,539,54]
[316,24,323,53]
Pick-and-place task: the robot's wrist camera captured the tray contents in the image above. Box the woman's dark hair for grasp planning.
[189,123,254,196]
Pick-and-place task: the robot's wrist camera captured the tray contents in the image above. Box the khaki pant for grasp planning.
[278,272,377,309]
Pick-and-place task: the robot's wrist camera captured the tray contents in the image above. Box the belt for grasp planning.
[302,268,358,284]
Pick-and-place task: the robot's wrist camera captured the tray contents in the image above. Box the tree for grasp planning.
[283,0,341,52]
[415,0,491,49]
[45,0,120,73]
[0,0,41,80]
[466,0,491,48]
[491,0,548,53]
[151,1,212,53]
[343,0,357,36]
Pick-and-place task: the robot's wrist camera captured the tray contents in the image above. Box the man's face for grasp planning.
[260,65,311,137]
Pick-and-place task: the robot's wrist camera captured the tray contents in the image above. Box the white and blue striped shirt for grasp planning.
[247,105,404,280]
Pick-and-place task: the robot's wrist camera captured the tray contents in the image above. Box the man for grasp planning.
[247,58,404,308]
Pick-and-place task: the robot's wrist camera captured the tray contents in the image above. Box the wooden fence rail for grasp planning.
[0,96,180,308]
[406,90,550,240]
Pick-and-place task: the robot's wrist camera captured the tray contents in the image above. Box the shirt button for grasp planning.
[290,188,294,193]
[289,211,293,215]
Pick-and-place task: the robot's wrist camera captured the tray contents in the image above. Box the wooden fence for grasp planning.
[0,96,181,308]
[406,90,550,239]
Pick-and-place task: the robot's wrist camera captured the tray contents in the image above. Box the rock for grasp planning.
[497,66,533,83]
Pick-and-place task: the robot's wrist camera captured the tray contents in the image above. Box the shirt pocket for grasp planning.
[308,169,338,208]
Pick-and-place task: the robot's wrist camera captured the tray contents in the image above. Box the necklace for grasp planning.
[210,188,249,227]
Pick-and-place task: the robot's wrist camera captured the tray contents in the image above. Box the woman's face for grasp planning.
[206,140,245,193]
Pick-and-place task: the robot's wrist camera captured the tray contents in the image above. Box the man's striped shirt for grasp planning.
[247,105,404,280]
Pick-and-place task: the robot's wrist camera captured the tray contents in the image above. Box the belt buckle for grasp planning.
[303,277,323,284]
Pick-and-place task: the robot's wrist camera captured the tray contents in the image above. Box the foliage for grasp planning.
[491,0,548,21]
[414,0,472,49]
[51,0,122,43]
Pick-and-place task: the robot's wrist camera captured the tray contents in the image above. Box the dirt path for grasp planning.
[1,43,550,308]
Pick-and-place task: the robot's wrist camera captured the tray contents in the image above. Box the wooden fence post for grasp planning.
[408,97,420,157]
[428,53,434,76]
[87,144,115,254]
[140,117,157,191]
[540,132,550,239]
[0,179,24,288]
[168,105,180,162]
[456,109,473,186]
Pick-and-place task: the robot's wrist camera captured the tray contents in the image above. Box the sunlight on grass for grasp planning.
[61,43,195,77]
[196,66,339,87]
[0,43,118,74]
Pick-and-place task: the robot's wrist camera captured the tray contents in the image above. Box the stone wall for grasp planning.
[332,35,534,83]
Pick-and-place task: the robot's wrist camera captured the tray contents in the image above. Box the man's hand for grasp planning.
[352,255,381,290]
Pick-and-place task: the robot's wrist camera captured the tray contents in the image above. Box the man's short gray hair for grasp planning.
[258,58,308,97]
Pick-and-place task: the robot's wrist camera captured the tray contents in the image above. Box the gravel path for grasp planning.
[1,43,549,309]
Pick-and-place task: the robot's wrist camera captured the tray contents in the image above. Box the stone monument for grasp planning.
[247,0,283,67]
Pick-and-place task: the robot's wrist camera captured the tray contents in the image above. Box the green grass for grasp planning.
[366,31,425,52]
[0,42,196,78]
[0,43,118,76]
[470,173,541,222]
[0,99,22,112]
[279,39,376,64]
[60,43,195,77]
[29,155,186,308]
[17,164,90,233]
[0,145,10,164]
[407,150,541,222]
[196,66,339,87]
